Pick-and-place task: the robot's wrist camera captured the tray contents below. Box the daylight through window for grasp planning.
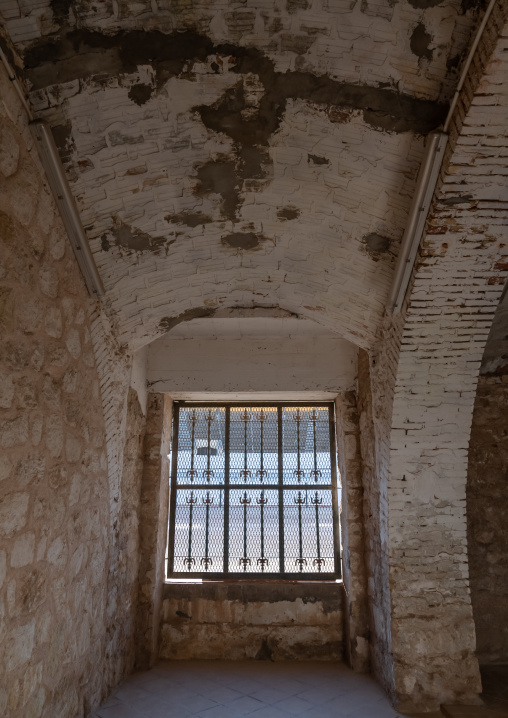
[167,403,341,579]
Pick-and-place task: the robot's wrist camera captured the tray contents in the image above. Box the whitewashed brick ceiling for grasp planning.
[1,0,482,351]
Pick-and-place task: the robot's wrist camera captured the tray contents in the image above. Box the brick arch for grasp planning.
[365,6,508,710]
[121,275,375,353]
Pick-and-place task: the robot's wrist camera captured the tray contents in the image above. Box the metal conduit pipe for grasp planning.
[30,120,105,297]
[0,46,104,297]
[0,45,33,121]
[388,0,498,313]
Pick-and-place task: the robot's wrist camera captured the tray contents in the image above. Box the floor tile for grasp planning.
[295,685,340,704]
[100,697,122,709]
[95,704,145,718]
[300,705,349,718]
[274,695,313,714]
[93,659,432,718]
[248,706,289,718]
[250,688,292,704]
[113,685,152,704]
[227,679,264,695]
[272,679,308,696]
[175,694,218,713]
[195,705,243,718]
[204,686,245,704]
[131,693,168,713]
[227,695,267,714]
[140,702,193,718]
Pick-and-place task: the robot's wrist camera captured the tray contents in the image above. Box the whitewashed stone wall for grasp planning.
[147,317,357,397]
[335,391,369,673]
[365,4,508,710]
[0,59,143,718]
[358,328,402,698]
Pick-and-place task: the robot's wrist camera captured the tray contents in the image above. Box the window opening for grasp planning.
[167,403,341,580]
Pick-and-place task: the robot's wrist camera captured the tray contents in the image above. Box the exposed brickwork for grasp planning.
[1,0,484,352]
[4,0,476,102]
[381,11,508,710]
[33,84,425,351]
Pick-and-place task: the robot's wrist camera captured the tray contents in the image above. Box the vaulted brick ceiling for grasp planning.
[1,0,483,350]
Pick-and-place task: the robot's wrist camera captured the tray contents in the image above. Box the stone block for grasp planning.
[5,621,35,672]
[11,532,35,568]
[0,492,28,534]
[45,307,63,338]
[0,123,20,178]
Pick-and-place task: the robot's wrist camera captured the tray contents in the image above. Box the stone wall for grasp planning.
[160,582,344,662]
[357,334,401,699]
[108,386,146,682]
[467,374,508,665]
[0,60,144,717]
[335,391,369,673]
[136,393,172,669]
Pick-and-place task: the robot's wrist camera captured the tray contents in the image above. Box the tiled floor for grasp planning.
[92,661,508,718]
[92,661,406,718]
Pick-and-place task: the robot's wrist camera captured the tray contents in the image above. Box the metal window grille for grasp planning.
[167,403,341,580]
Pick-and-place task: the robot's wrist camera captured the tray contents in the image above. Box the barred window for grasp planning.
[167,403,341,580]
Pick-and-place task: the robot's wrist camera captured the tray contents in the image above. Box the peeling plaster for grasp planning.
[410,23,434,62]
[277,207,300,221]
[164,212,212,228]
[364,232,392,257]
[101,217,170,254]
[158,307,216,334]
[24,30,447,138]
[308,154,330,165]
[222,232,270,250]
[128,83,153,106]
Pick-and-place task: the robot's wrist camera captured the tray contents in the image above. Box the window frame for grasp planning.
[167,401,342,581]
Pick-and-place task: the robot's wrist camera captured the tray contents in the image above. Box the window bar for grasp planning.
[223,407,230,574]
[278,406,284,573]
[203,409,214,482]
[201,491,213,570]
[310,409,322,482]
[240,409,251,482]
[257,490,268,572]
[295,490,307,572]
[239,491,251,571]
[169,402,340,580]
[187,409,198,482]
[311,491,324,572]
[293,409,304,483]
[167,404,180,576]
[256,410,267,481]
[329,404,342,578]
[184,490,197,570]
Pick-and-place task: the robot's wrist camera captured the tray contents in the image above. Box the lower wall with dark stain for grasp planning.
[467,374,508,664]
[159,581,344,661]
